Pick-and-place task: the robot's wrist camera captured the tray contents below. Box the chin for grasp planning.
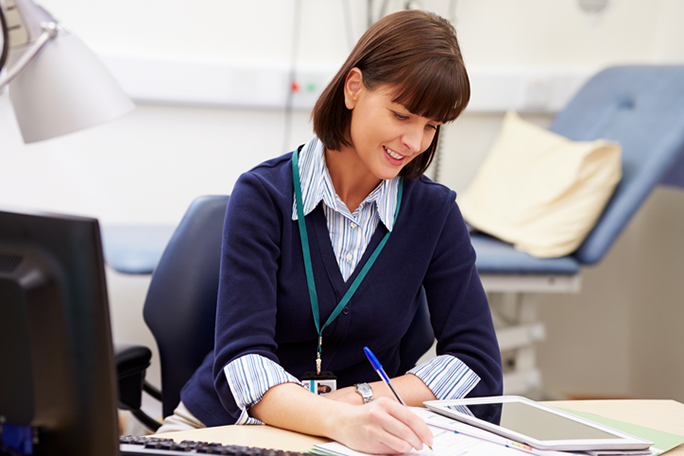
[377,172,401,181]
[370,159,405,181]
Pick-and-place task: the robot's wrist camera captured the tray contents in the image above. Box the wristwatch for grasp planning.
[355,383,373,404]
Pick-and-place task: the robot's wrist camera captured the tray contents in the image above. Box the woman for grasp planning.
[162,9,502,454]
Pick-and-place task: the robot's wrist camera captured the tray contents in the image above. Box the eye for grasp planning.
[426,123,439,131]
[393,111,410,121]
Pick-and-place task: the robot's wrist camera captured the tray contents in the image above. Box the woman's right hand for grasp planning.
[250,383,432,455]
[329,397,433,455]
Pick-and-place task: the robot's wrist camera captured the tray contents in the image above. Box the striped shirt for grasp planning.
[291,136,401,281]
[224,136,480,425]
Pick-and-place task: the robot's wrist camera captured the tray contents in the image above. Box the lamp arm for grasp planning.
[0,20,58,90]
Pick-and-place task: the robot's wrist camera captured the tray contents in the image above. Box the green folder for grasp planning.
[560,408,684,455]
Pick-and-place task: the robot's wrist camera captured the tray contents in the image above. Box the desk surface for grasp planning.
[160,400,684,454]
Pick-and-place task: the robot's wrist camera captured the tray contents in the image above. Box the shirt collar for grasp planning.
[292,136,401,231]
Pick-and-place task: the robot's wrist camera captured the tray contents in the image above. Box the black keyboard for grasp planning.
[119,435,310,456]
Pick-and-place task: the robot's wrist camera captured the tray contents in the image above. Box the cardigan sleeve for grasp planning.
[421,196,503,399]
[210,170,296,420]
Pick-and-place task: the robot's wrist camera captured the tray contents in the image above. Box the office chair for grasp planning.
[472,65,684,396]
[115,195,229,430]
[115,194,435,431]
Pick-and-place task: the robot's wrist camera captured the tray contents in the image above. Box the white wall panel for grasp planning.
[2,0,684,403]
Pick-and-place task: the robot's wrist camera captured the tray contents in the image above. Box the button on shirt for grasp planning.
[223,136,480,424]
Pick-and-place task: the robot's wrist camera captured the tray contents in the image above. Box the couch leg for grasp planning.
[490,292,545,398]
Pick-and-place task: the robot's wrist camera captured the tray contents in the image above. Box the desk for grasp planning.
[158,400,684,454]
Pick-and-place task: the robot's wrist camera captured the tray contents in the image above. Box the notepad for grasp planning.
[315,407,580,456]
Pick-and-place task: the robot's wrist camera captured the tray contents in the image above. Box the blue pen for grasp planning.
[365,347,434,451]
[363,346,407,406]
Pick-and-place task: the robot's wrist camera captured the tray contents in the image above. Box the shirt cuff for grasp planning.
[224,353,305,425]
[408,354,480,400]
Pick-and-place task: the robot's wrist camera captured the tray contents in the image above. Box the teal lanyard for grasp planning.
[292,147,403,373]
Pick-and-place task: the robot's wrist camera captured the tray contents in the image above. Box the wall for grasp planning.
[2,0,684,408]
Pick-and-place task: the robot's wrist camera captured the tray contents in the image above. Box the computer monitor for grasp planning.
[0,208,119,456]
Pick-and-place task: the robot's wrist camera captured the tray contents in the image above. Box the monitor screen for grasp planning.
[0,208,119,456]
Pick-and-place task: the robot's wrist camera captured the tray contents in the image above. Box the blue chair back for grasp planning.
[550,66,684,265]
[144,195,229,418]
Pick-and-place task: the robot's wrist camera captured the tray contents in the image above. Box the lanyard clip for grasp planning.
[316,336,322,374]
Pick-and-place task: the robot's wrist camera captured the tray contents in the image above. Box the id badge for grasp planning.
[301,371,337,396]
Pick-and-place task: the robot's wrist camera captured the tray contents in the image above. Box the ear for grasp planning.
[344,68,363,110]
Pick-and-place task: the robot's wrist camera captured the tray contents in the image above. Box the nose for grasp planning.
[401,124,425,154]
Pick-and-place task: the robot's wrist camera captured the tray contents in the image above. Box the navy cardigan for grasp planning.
[180,152,503,427]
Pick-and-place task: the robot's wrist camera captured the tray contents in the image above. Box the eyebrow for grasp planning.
[394,105,442,124]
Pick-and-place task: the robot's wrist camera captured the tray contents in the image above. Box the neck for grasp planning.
[325,147,382,213]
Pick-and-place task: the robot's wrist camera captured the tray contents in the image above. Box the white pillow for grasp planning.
[459,111,622,258]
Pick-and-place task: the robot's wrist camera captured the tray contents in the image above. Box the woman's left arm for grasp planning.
[324,374,435,406]
[326,355,481,406]
[331,195,502,405]
[418,198,503,399]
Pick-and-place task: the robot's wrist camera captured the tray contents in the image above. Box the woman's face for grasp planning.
[343,70,441,181]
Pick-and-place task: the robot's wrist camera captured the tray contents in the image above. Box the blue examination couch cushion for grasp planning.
[471,232,580,275]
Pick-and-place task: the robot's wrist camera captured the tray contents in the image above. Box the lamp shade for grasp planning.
[8,32,135,143]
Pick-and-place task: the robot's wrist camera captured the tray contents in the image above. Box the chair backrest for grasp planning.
[144,195,230,418]
[549,65,684,265]
[144,194,434,418]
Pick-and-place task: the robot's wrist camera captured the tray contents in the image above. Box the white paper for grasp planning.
[316,427,516,456]
[314,408,586,456]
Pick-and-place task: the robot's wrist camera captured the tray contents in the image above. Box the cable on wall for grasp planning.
[431,126,444,183]
[282,0,302,154]
[433,0,459,183]
[379,0,390,20]
[367,0,373,29]
[342,0,356,51]
[449,0,458,24]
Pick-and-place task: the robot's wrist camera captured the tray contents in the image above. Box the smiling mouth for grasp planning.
[383,146,404,161]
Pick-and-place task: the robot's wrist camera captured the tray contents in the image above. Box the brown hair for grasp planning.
[312,10,470,179]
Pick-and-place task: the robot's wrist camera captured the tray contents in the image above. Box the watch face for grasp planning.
[356,383,373,403]
[357,383,371,393]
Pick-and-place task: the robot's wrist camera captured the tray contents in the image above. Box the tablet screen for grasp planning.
[445,401,623,441]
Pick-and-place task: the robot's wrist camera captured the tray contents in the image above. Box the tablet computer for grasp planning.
[424,396,653,451]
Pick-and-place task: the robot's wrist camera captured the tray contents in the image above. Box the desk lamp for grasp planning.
[0,0,134,143]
